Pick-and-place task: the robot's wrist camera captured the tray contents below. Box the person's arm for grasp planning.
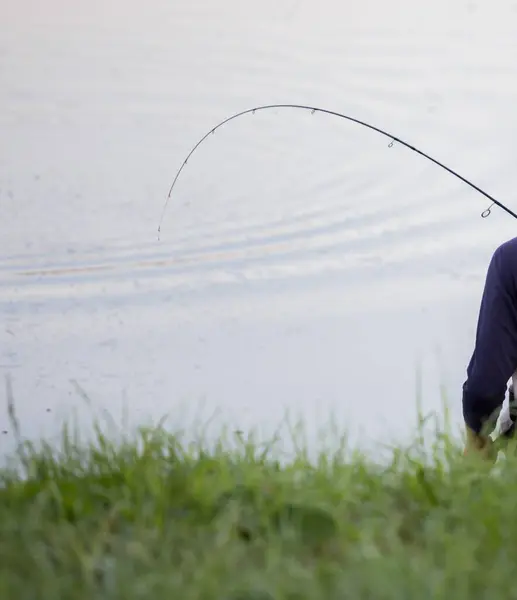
[462,383,507,460]
[464,383,517,460]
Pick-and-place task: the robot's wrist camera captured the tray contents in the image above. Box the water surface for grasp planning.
[2,0,517,458]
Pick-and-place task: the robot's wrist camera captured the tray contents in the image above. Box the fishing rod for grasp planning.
[157,103,517,238]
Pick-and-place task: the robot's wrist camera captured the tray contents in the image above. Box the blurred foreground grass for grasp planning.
[1,406,517,600]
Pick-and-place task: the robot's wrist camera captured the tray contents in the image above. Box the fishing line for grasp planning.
[157,103,517,238]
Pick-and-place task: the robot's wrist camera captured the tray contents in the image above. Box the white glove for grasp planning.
[492,385,517,439]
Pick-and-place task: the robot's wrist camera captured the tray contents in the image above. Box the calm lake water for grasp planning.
[2,0,517,459]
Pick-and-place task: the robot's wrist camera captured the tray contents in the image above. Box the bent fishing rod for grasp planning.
[157,103,517,238]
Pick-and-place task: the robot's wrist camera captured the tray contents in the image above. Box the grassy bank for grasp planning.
[1,412,517,599]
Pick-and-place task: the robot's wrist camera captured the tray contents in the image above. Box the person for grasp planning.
[462,237,517,460]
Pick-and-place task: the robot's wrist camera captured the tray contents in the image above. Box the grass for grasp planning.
[1,397,517,599]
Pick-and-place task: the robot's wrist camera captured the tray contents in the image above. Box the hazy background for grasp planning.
[2,0,517,459]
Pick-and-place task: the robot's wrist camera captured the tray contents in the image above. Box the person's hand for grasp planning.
[463,425,497,463]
